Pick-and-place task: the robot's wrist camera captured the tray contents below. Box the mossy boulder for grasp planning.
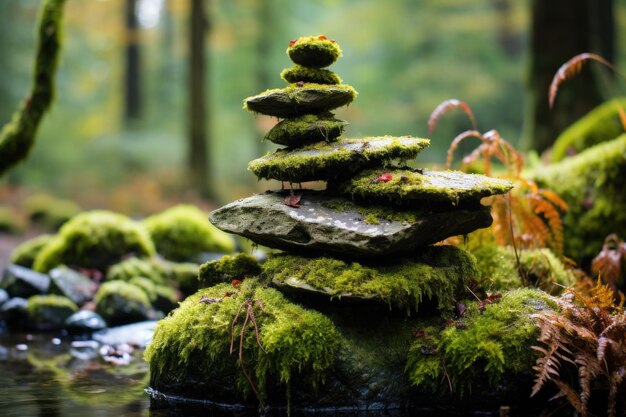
[532,134,626,262]
[210,191,493,258]
[551,97,626,162]
[9,234,55,268]
[143,205,235,262]
[265,245,476,313]
[106,256,166,285]
[0,206,23,234]
[32,210,155,273]
[472,246,575,294]
[406,289,557,396]
[243,84,357,118]
[94,280,152,326]
[338,168,514,207]
[23,193,81,230]
[166,261,201,297]
[198,253,262,288]
[286,35,342,68]
[146,279,341,406]
[264,113,347,146]
[248,137,430,183]
[26,294,78,331]
[280,65,341,85]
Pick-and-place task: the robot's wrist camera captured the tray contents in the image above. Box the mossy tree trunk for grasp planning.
[188,0,212,198]
[523,0,614,154]
[124,0,142,122]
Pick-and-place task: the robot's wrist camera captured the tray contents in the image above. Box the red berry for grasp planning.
[289,39,297,47]
[318,35,327,40]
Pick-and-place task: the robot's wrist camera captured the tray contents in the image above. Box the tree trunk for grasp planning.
[124,0,142,122]
[188,0,211,197]
[523,0,614,153]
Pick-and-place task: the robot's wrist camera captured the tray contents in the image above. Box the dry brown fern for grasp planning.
[591,234,626,300]
[531,280,626,417]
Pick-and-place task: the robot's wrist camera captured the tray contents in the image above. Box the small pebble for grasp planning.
[15,344,28,351]
[51,338,61,345]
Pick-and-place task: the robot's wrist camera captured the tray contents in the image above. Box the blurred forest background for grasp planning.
[1,0,626,213]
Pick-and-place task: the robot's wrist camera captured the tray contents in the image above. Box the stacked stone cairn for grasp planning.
[147,36,515,410]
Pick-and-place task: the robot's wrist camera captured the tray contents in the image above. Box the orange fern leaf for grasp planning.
[549,53,618,109]
[428,99,477,134]
[446,130,484,169]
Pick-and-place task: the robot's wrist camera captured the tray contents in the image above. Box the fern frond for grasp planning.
[428,99,477,134]
[446,130,484,170]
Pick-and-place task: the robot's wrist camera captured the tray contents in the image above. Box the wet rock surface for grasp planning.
[1,264,50,297]
[65,310,107,333]
[49,266,95,305]
[210,191,492,258]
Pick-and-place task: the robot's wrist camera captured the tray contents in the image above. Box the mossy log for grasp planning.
[248,137,429,183]
[0,0,66,175]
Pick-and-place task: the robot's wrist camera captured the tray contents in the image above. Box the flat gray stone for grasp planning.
[209,191,492,258]
[244,84,357,117]
[0,264,50,298]
[49,266,96,306]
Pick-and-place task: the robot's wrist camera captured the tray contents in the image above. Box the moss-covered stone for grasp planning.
[32,210,155,273]
[23,193,80,230]
[287,35,342,68]
[532,134,626,261]
[198,253,262,288]
[264,113,347,146]
[406,288,558,394]
[471,246,575,294]
[153,285,178,313]
[129,276,158,302]
[551,98,626,162]
[94,280,152,326]
[166,261,201,297]
[106,256,166,285]
[26,294,78,331]
[248,137,430,183]
[265,245,476,313]
[145,279,341,404]
[143,205,235,262]
[243,83,357,118]
[338,168,514,206]
[9,234,55,268]
[280,65,341,85]
[0,206,24,234]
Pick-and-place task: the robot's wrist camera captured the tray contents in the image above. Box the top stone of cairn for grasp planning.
[287,35,342,68]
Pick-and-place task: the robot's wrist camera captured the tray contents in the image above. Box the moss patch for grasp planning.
[532,134,626,261]
[199,253,262,288]
[551,98,626,162]
[406,288,558,394]
[264,245,476,313]
[94,280,152,326]
[143,204,235,262]
[248,137,430,183]
[280,65,341,85]
[106,256,166,285]
[10,234,55,268]
[472,246,574,294]
[145,279,341,404]
[26,294,78,331]
[243,83,357,118]
[264,113,346,146]
[287,35,342,68]
[32,210,155,273]
[0,206,24,234]
[338,168,513,205]
[24,193,80,230]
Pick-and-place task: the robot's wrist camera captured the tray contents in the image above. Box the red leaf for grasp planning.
[284,193,302,208]
[232,279,243,288]
[371,173,393,184]
[318,35,327,40]
[289,39,297,47]
[428,99,477,134]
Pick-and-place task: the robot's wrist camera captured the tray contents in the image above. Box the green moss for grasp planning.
[129,276,158,302]
[26,294,78,330]
[10,234,55,268]
[199,253,262,288]
[264,245,476,313]
[166,261,201,297]
[23,193,80,230]
[264,113,347,146]
[248,137,430,183]
[287,35,342,68]
[0,0,66,175]
[363,213,379,225]
[32,210,155,273]
[338,168,514,205]
[106,256,166,285]
[406,288,558,394]
[472,246,575,294]
[94,280,151,326]
[0,206,23,234]
[552,98,626,162]
[532,134,626,261]
[280,65,341,84]
[321,197,425,224]
[143,205,235,262]
[145,279,341,404]
[243,83,357,118]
